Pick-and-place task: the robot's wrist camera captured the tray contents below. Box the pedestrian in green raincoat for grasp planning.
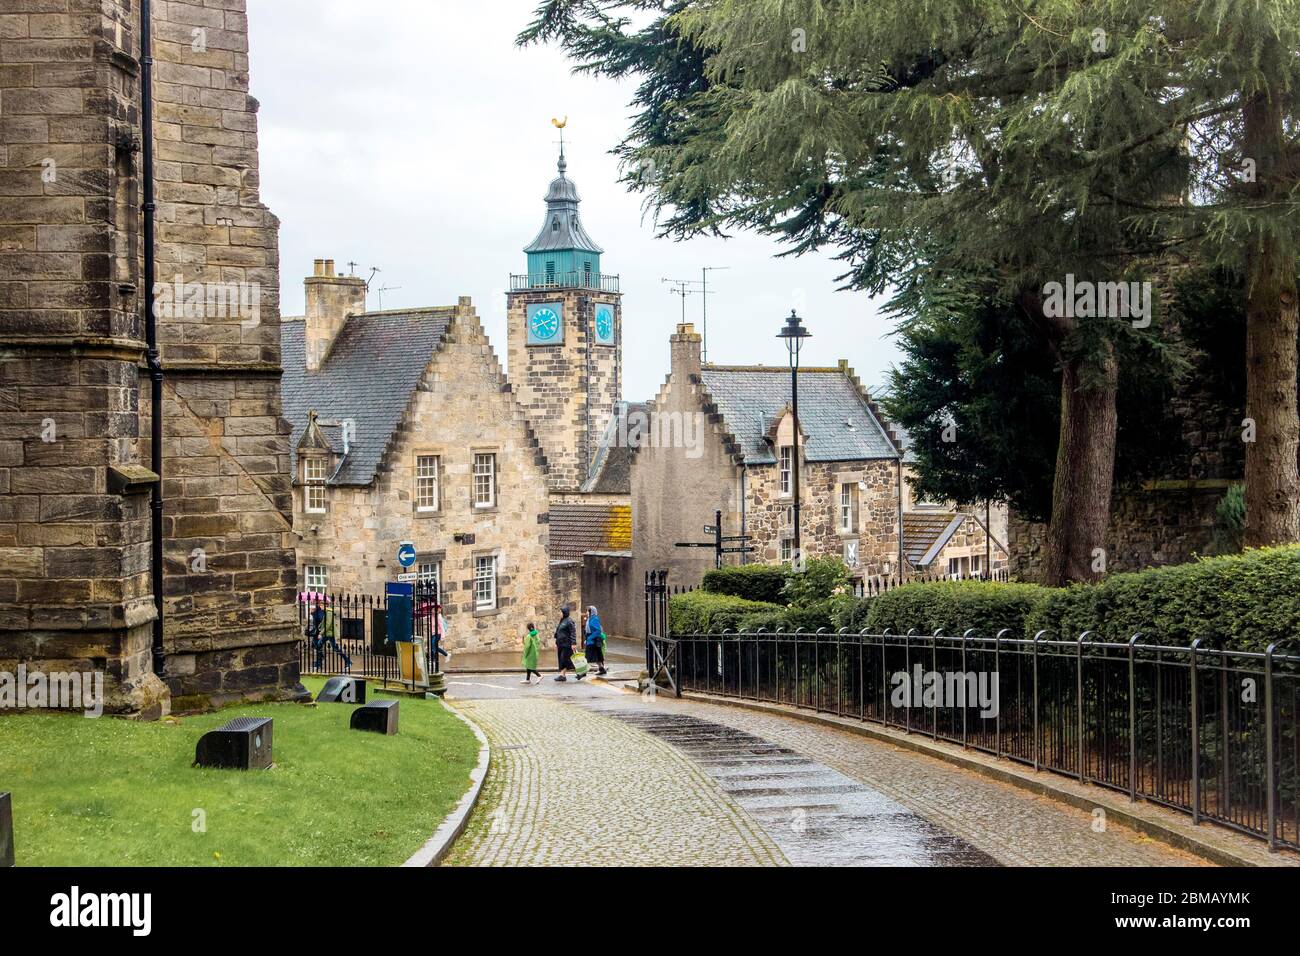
[521,622,542,685]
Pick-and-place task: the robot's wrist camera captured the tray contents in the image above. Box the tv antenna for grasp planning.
[662,277,696,325]
[377,285,401,310]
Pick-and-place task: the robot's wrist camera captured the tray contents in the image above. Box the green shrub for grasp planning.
[736,609,788,632]
[781,556,851,605]
[1026,545,1300,651]
[831,595,874,632]
[669,591,783,633]
[701,563,788,603]
[864,580,1051,637]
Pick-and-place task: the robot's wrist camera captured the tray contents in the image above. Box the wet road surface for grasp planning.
[587,706,997,866]
[446,674,994,865]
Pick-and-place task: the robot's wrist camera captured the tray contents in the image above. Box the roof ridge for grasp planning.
[358,306,457,318]
[703,364,843,373]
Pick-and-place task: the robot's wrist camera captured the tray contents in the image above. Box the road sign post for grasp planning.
[675,509,752,569]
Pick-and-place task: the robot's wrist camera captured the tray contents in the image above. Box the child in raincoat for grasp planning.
[521,622,542,685]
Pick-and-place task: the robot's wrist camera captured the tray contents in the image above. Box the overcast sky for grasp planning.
[246,0,900,401]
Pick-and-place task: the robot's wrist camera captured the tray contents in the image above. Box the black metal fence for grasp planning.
[298,584,444,685]
[669,627,1300,851]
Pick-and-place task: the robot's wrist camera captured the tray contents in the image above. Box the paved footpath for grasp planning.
[440,675,1204,867]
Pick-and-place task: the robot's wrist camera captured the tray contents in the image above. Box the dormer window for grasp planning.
[552,217,559,232]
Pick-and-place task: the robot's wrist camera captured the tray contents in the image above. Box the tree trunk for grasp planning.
[1039,344,1120,585]
[1241,91,1300,547]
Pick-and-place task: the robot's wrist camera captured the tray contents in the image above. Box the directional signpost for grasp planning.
[675,509,755,569]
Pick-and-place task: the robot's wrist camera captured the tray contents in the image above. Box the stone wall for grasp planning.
[505,288,620,492]
[1009,480,1232,581]
[744,451,901,576]
[293,302,555,653]
[0,0,299,715]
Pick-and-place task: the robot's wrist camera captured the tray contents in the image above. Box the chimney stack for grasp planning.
[304,257,368,370]
[671,322,702,381]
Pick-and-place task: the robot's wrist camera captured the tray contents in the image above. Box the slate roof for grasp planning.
[697,365,901,465]
[902,512,965,568]
[548,503,633,562]
[281,309,454,485]
[582,401,648,494]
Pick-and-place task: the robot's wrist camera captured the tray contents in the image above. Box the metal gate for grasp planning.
[644,569,679,696]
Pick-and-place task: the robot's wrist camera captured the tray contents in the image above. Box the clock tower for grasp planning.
[507,146,623,492]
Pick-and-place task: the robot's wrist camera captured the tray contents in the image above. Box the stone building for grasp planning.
[0,0,301,715]
[279,149,633,651]
[626,323,907,631]
[280,264,554,652]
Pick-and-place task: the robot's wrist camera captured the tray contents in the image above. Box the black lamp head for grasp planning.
[777,309,811,363]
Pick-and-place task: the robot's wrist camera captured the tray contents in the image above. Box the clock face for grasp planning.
[595,306,614,344]
[526,303,562,345]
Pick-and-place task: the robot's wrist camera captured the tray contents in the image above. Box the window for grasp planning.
[843,539,859,567]
[474,555,497,611]
[971,555,982,576]
[949,557,962,579]
[839,483,858,532]
[304,457,326,513]
[304,565,328,591]
[779,538,794,562]
[545,260,556,283]
[415,455,440,512]
[779,446,793,495]
[418,561,441,599]
[473,453,496,508]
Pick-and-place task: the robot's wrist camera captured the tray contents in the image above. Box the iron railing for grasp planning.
[509,272,621,293]
[298,585,444,687]
[670,627,1300,851]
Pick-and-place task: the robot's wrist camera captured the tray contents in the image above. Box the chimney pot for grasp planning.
[325,259,335,277]
[313,259,325,277]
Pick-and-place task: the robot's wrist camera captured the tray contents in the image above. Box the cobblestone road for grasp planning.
[441,693,785,866]
[440,676,1205,867]
[631,695,1205,867]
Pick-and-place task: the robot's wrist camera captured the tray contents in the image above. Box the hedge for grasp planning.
[863,580,1051,638]
[669,591,783,633]
[701,564,788,604]
[1026,545,1300,651]
[734,599,845,634]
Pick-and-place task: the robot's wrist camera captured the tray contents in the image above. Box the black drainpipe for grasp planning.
[141,0,165,677]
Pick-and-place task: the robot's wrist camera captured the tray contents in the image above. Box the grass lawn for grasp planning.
[0,677,479,867]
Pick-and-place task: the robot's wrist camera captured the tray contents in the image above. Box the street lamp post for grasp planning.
[777,310,811,565]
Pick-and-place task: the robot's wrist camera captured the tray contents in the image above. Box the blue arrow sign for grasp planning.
[397,542,417,569]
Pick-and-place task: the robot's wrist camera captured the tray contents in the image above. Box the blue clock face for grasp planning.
[595,306,614,344]
[526,303,562,345]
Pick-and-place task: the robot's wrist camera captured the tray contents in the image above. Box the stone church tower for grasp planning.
[0,0,301,716]
[506,148,622,492]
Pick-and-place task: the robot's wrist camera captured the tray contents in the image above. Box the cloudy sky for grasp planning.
[246,0,899,401]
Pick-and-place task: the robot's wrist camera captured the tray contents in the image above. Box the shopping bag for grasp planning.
[572,652,589,677]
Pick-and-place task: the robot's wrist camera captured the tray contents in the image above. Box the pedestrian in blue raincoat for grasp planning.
[584,605,607,676]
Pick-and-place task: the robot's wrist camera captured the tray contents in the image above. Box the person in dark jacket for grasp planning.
[553,605,578,681]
